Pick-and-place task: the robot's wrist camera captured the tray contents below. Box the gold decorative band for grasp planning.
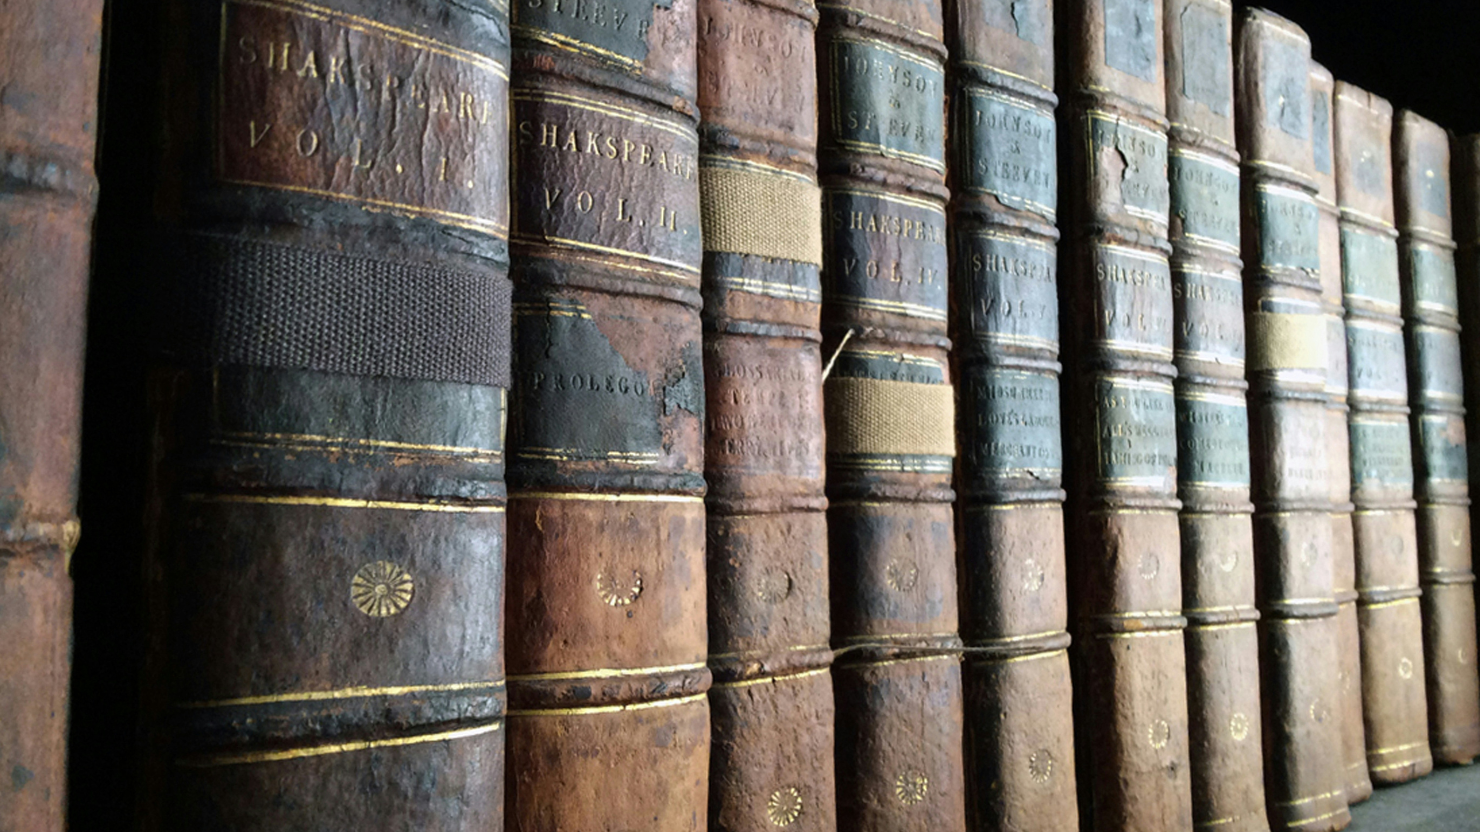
[183,493,504,513]
[507,661,706,682]
[700,163,823,265]
[711,668,831,690]
[177,679,505,709]
[507,692,708,717]
[1249,312,1328,371]
[176,722,501,768]
[824,377,956,458]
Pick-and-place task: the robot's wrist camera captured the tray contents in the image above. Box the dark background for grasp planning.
[64,0,1480,828]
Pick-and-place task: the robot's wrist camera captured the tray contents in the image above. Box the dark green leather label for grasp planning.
[1346,321,1409,399]
[1178,1,1231,116]
[1410,243,1459,313]
[1170,149,1240,248]
[1103,0,1157,82]
[1419,413,1468,484]
[1341,227,1401,307]
[958,230,1057,349]
[827,38,945,171]
[961,367,1061,481]
[824,189,948,321]
[830,350,946,385]
[1093,243,1174,358]
[1095,377,1178,486]
[960,89,1056,220]
[1090,114,1170,220]
[1254,186,1320,271]
[513,0,672,65]
[1173,266,1244,365]
[1413,325,1465,401]
[1349,415,1414,490]
[1176,392,1249,488]
[1312,91,1332,174]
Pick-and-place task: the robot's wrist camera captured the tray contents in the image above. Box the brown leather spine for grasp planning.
[1165,3,1270,830]
[505,0,711,828]
[1309,60,1373,805]
[1058,2,1193,829]
[816,1,965,829]
[1332,81,1434,786]
[1394,111,1480,766]
[143,0,512,828]
[945,2,1079,831]
[0,0,100,827]
[697,1,838,829]
[1234,12,1351,831]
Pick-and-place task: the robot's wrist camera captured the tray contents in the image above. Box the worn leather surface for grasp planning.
[1058,2,1194,830]
[1333,81,1435,786]
[945,2,1078,830]
[697,0,838,829]
[1309,60,1374,805]
[0,0,100,826]
[145,1,513,829]
[1394,110,1480,766]
[1166,3,1270,830]
[1235,11,1351,831]
[506,0,712,826]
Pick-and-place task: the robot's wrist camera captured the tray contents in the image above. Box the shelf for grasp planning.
[1349,761,1480,830]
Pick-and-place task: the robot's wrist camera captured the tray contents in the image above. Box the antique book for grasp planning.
[505,0,710,827]
[1234,12,1351,831]
[1164,3,1270,830]
[697,0,837,829]
[1332,80,1434,785]
[817,0,966,829]
[1394,110,1480,766]
[1058,1,1192,829]
[946,1,1079,830]
[1309,60,1372,805]
[0,0,101,827]
[141,0,511,827]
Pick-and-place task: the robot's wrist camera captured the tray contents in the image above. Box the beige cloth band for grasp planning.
[1249,312,1328,370]
[825,377,956,457]
[700,164,823,265]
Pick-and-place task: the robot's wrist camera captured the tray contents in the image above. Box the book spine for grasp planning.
[945,2,1078,830]
[0,0,101,827]
[505,0,711,827]
[1058,2,1192,829]
[1310,60,1373,804]
[1164,3,1270,830]
[696,1,838,829]
[146,0,512,827]
[1394,111,1480,766]
[816,1,965,829]
[1332,81,1435,785]
[1234,12,1351,831]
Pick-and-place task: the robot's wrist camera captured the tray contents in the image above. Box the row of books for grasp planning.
[4,0,1480,830]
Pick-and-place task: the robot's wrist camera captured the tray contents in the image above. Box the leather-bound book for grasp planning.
[142,0,511,827]
[1058,2,1192,829]
[1394,111,1480,766]
[1165,3,1270,830]
[945,1,1079,830]
[505,0,710,827]
[1309,60,1372,804]
[697,0,837,829]
[1234,12,1350,831]
[816,0,966,829]
[1332,81,1434,785]
[0,0,101,827]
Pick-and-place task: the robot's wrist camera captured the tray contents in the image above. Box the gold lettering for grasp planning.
[295,128,319,156]
[576,191,594,213]
[327,56,348,85]
[351,139,373,169]
[248,120,271,149]
[544,187,563,209]
[296,50,319,79]
[267,41,291,72]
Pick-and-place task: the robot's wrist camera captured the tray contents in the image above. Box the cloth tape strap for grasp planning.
[174,234,511,387]
[700,163,823,266]
[825,377,956,457]
[1248,311,1328,371]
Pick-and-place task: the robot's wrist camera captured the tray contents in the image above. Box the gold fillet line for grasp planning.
[1275,787,1345,807]
[711,668,831,689]
[508,233,701,276]
[222,178,507,236]
[508,662,706,682]
[1288,807,1350,828]
[957,60,1042,86]
[1368,755,1432,773]
[510,90,694,141]
[965,229,1055,251]
[511,26,641,70]
[969,648,1068,666]
[176,722,501,768]
[177,679,506,709]
[1092,629,1182,640]
[215,430,499,455]
[1368,740,1429,755]
[817,3,933,39]
[507,492,704,503]
[837,653,959,670]
[1360,597,1420,610]
[183,493,504,513]
[507,692,708,717]
[826,186,947,215]
[830,32,941,71]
